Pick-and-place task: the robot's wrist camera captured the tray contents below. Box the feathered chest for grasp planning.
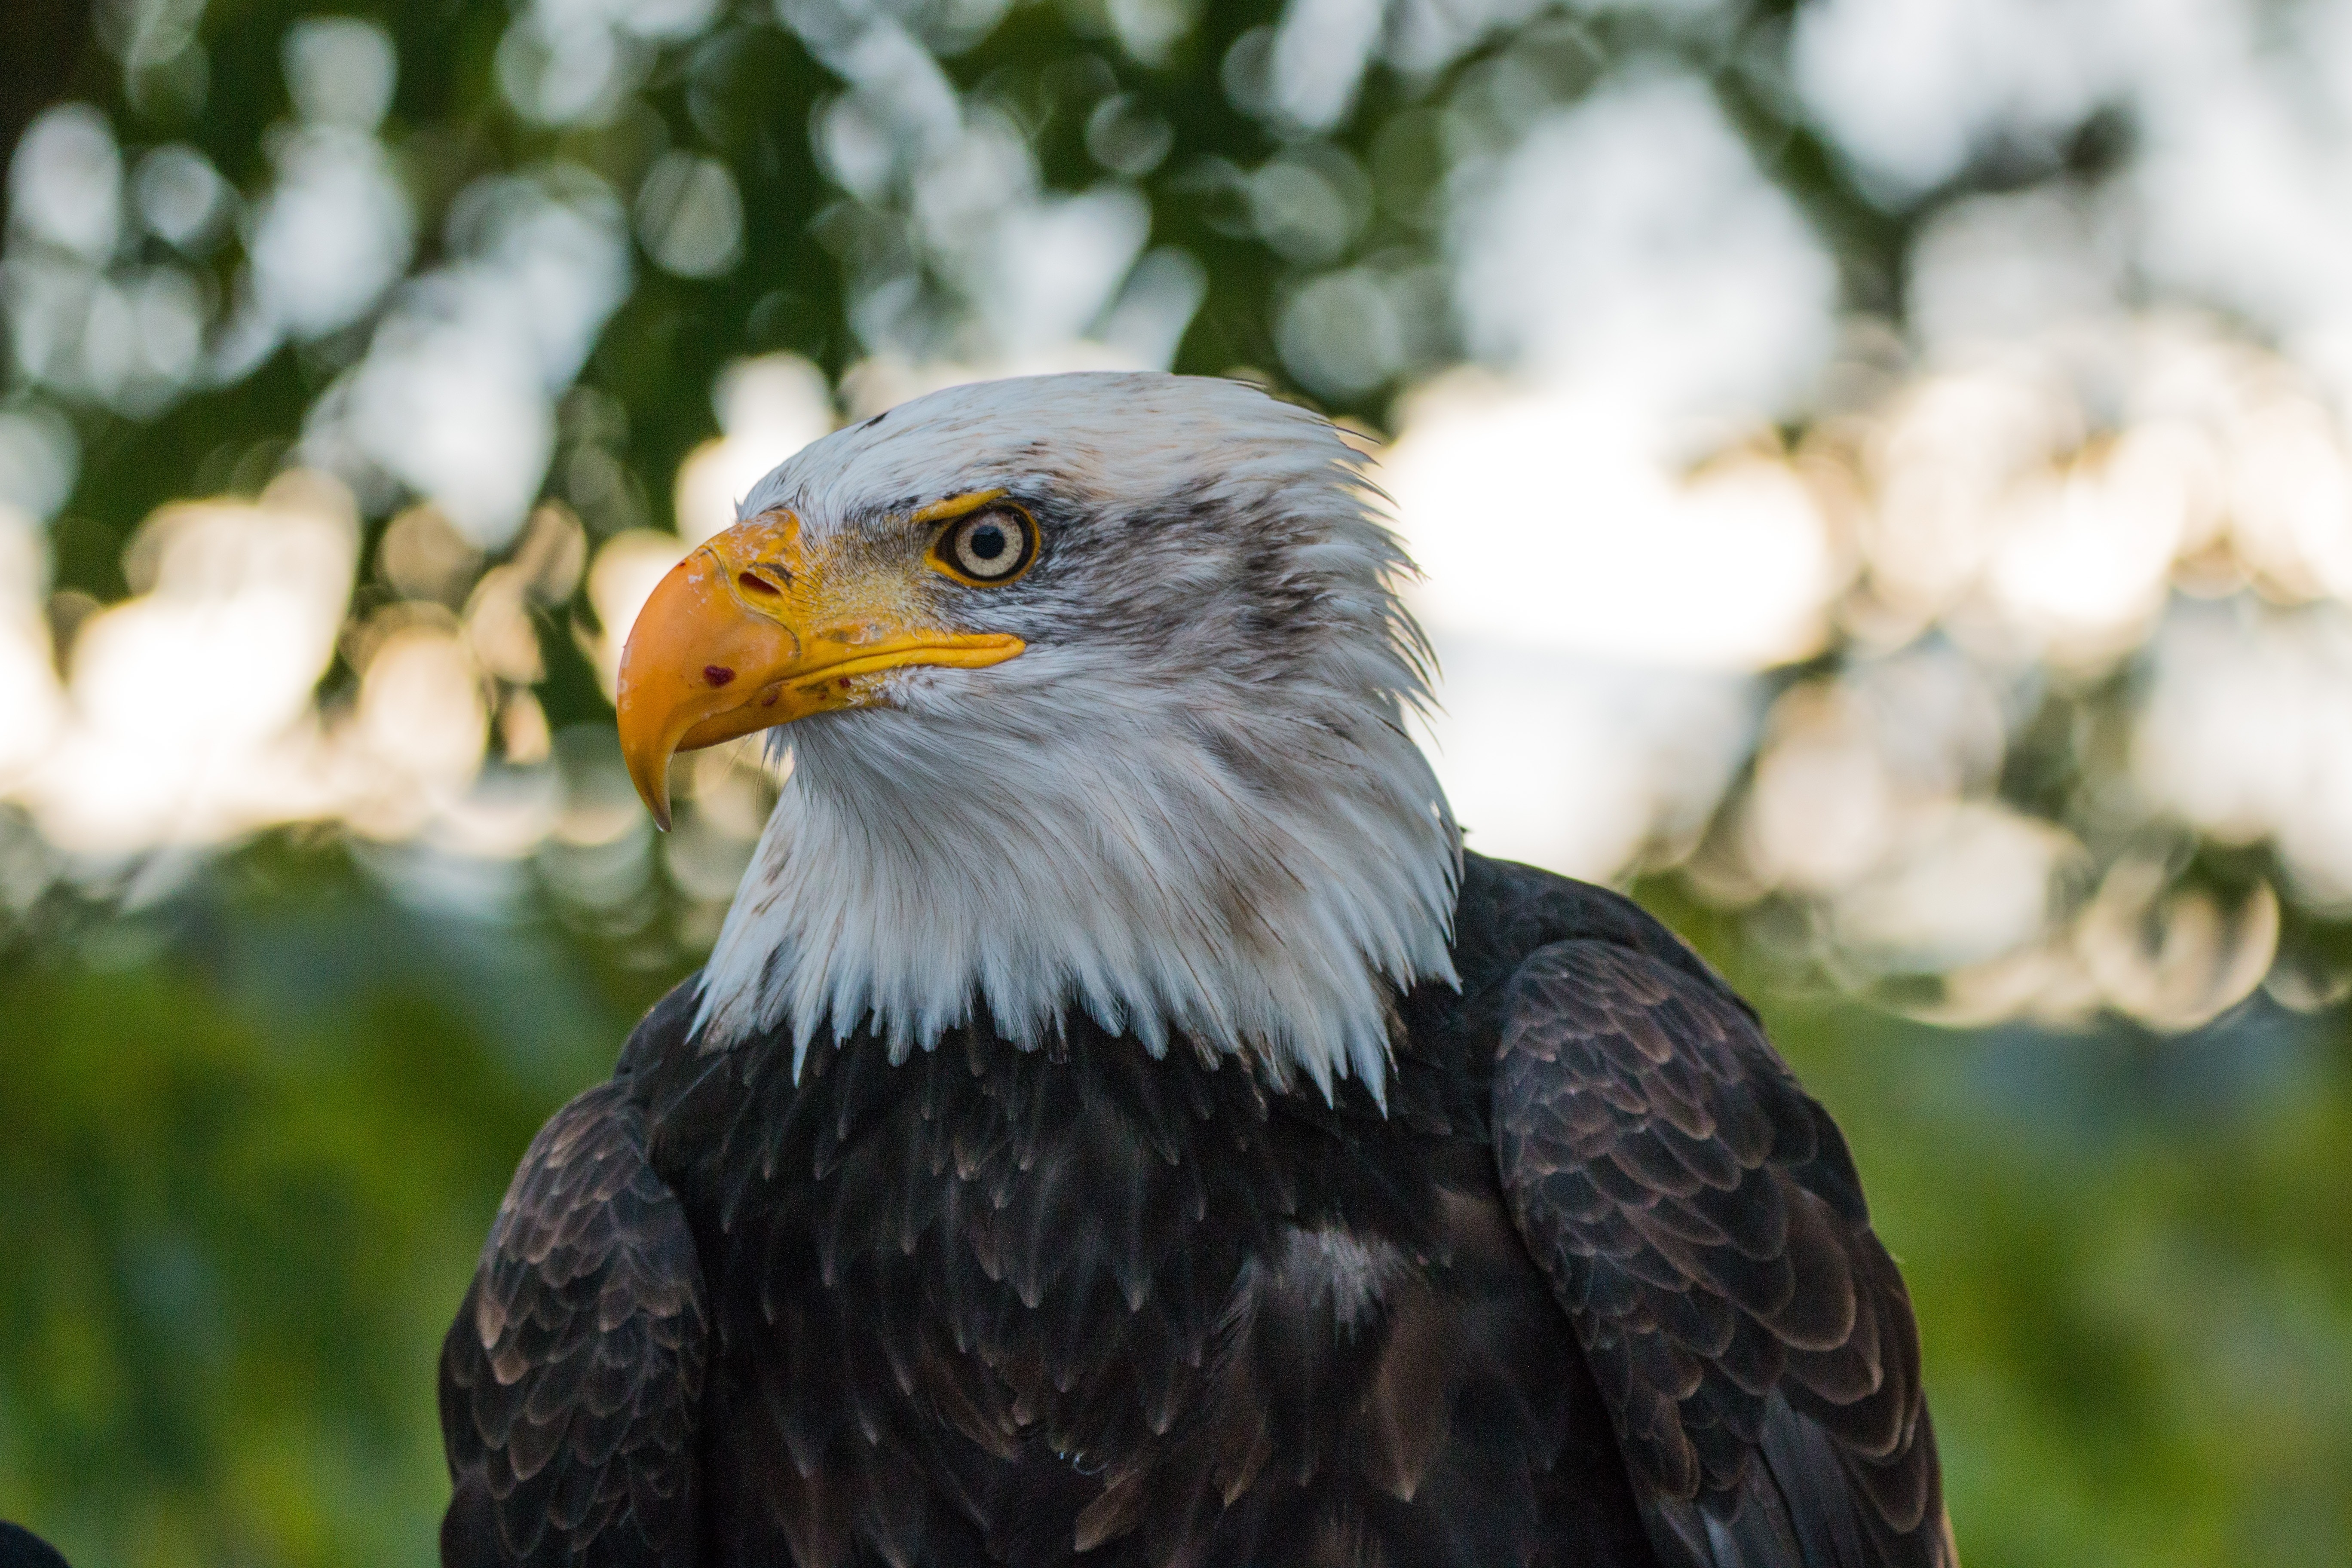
[628,1004,1627,1568]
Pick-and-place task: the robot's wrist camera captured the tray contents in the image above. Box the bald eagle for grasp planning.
[438,373,1954,1568]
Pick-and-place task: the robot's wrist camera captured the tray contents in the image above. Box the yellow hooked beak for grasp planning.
[615,510,1025,829]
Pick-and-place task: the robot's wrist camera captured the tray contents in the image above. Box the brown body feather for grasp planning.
[440,852,1952,1568]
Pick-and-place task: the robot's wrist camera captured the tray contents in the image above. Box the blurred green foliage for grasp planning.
[2,0,2351,1565]
[0,836,682,1566]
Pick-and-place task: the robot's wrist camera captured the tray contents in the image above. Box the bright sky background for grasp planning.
[8,0,2352,1032]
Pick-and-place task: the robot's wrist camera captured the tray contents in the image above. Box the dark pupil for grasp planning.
[968,523,1007,561]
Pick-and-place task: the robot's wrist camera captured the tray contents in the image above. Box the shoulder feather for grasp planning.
[439,1081,708,1568]
[1492,939,1954,1568]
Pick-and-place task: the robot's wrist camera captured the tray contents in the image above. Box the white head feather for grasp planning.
[695,371,1460,1102]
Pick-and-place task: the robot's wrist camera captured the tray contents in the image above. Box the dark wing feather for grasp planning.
[440,1081,708,1568]
[0,1524,71,1568]
[1493,940,1956,1568]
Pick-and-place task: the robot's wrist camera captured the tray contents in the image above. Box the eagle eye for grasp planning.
[931,506,1037,586]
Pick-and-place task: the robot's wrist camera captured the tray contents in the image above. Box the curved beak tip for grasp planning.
[615,551,720,835]
[622,730,677,832]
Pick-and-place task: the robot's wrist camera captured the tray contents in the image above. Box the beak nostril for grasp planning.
[739,572,783,596]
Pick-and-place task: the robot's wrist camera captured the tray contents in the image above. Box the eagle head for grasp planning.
[616,371,1460,1099]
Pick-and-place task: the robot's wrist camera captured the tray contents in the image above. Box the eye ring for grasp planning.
[929,504,1038,586]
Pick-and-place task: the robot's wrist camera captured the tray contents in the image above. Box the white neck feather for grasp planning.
[696,669,1459,1101]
